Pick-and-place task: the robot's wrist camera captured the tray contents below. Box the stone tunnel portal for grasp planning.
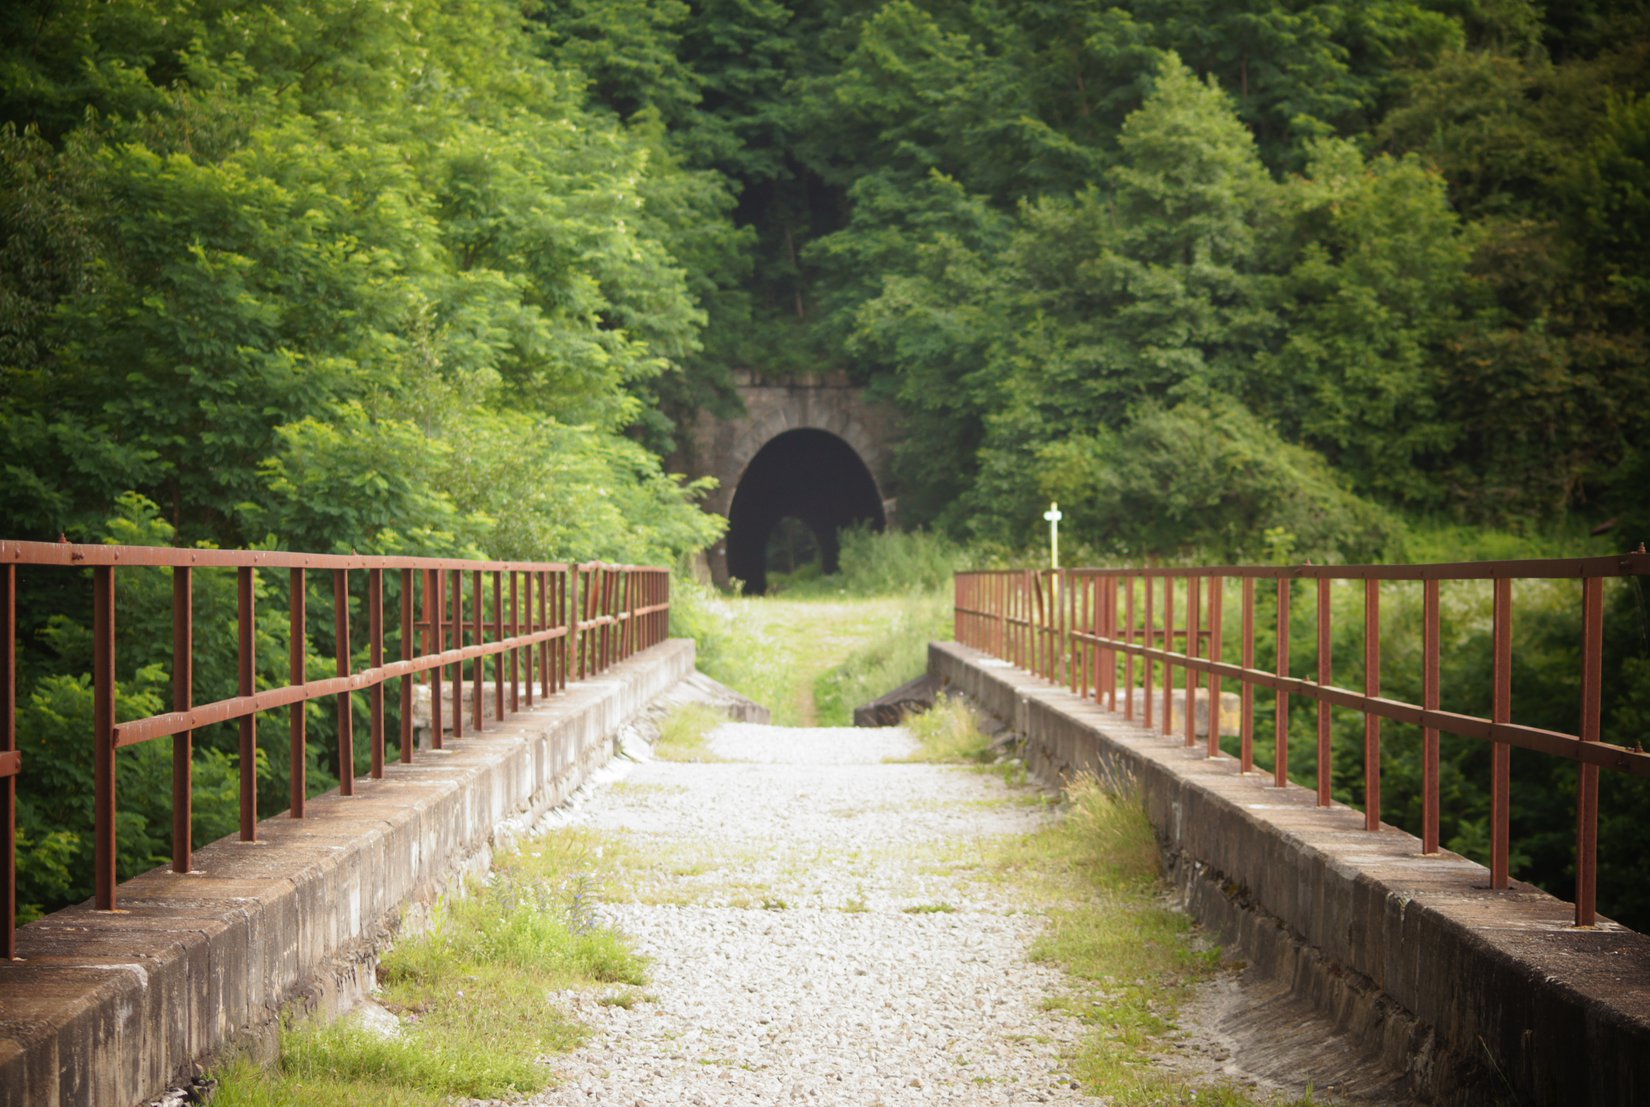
[726,429,885,594]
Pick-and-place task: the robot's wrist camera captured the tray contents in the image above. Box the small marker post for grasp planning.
[1043,502,1062,569]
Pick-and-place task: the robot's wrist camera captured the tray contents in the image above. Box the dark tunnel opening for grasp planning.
[726,429,885,595]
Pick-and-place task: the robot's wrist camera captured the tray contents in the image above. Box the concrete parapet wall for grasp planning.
[931,641,1650,1106]
[0,639,696,1107]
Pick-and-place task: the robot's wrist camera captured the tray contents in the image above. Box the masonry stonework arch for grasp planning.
[674,371,901,589]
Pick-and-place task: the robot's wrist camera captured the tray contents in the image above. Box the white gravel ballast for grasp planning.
[529,721,1100,1106]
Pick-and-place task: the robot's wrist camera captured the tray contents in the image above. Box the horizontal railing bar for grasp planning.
[961,553,1650,582]
[1072,632,1650,778]
[113,624,579,747]
[0,751,18,778]
[965,608,1209,637]
[0,540,571,574]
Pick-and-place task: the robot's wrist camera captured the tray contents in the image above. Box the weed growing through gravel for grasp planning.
[654,702,727,761]
[1001,774,1316,1106]
[209,828,643,1107]
[898,693,995,763]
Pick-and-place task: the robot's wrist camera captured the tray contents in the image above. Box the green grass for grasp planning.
[671,580,951,725]
[992,774,1314,1106]
[654,702,726,762]
[210,827,642,1106]
[812,590,951,725]
[898,693,997,765]
[668,527,961,725]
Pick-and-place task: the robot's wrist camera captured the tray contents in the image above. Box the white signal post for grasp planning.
[1044,502,1062,570]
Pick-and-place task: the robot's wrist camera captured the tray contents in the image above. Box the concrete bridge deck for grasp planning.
[6,637,1649,1105]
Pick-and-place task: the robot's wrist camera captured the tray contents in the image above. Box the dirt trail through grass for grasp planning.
[679,591,950,727]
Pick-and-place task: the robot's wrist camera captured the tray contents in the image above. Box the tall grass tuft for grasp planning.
[899,693,995,764]
[210,828,642,1106]
[654,702,726,761]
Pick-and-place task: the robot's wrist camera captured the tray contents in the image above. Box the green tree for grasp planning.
[1256,139,1472,505]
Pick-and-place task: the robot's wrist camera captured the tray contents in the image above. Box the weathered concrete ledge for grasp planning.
[0,638,696,1107]
[931,640,1650,1106]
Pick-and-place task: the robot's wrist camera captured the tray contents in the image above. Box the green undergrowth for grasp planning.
[812,590,951,725]
[1002,774,1315,1106]
[654,702,727,762]
[897,693,997,766]
[668,527,960,726]
[210,829,643,1106]
[671,579,951,725]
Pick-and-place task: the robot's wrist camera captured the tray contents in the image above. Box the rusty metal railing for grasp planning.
[0,539,671,959]
[955,553,1650,928]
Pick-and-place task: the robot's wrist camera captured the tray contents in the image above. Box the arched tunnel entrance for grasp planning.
[726,429,885,594]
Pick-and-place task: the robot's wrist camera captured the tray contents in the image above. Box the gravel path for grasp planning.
[527,721,1101,1107]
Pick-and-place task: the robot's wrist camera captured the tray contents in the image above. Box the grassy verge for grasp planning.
[811,589,951,725]
[654,702,726,762]
[899,693,996,764]
[671,581,950,725]
[994,773,1315,1106]
[210,829,643,1106]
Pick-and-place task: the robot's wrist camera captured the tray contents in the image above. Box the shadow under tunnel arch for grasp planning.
[726,428,885,595]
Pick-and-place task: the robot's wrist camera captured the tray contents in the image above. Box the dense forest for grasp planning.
[3,3,1649,923]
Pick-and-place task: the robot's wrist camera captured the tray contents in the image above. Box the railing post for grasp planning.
[1316,578,1332,806]
[400,569,414,764]
[1275,576,1291,789]
[1240,576,1254,771]
[173,566,194,870]
[561,566,571,691]
[333,568,352,796]
[1491,578,1512,889]
[1106,576,1119,712]
[449,569,463,740]
[1207,576,1223,759]
[501,570,514,719]
[602,566,616,672]
[93,566,117,909]
[1143,573,1155,731]
[994,573,1004,660]
[1364,579,1381,831]
[428,568,443,750]
[1162,574,1175,737]
[1185,574,1200,749]
[238,566,258,839]
[1576,575,1603,926]
[1,564,14,957]
[471,569,483,733]
[543,569,552,691]
[1124,574,1136,720]
[1422,579,1440,852]
[369,567,385,776]
[289,568,306,817]
[522,570,534,707]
